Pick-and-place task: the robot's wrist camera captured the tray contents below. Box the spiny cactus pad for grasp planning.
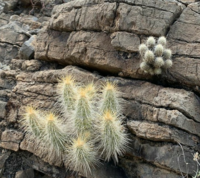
[139,36,173,75]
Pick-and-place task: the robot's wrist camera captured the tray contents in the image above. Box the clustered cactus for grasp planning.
[20,75,128,176]
[139,36,173,75]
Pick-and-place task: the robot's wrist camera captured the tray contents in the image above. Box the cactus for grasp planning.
[66,136,99,176]
[164,59,173,69]
[146,36,156,48]
[57,75,77,114]
[98,111,128,163]
[139,44,148,57]
[154,57,164,68]
[144,50,155,64]
[140,62,151,72]
[154,44,163,57]
[99,81,122,115]
[21,75,128,175]
[157,36,167,46]
[20,106,44,138]
[139,36,173,75]
[70,83,96,135]
[43,112,68,157]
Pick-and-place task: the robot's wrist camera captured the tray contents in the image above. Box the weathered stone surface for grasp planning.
[2,65,199,177]
[1,0,200,177]
[120,158,181,178]
[127,121,200,150]
[111,32,140,52]
[15,169,34,178]
[0,130,23,151]
[19,35,37,60]
[50,0,184,36]
[50,1,116,32]
[0,150,10,169]
[0,22,28,46]
[0,13,10,27]
[0,43,19,65]
[124,101,200,138]
[0,101,6,118]
[9,15,42,32]
[2,0,18,12]
[0,1,5,14]
[20,134,63,167]
[127,135,197,176]
[34,0,200,94]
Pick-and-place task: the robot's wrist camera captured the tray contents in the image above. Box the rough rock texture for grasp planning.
[1,0,200,177]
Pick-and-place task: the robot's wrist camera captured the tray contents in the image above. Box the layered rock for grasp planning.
[0,0,200,177]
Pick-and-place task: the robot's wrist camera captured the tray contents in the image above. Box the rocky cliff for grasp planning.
[0,0,200,177]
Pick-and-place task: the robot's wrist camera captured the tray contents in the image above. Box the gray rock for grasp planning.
[15,169,34,178]
[2,0,18,12]
[19,35,37,60]
[0,150,11,169]
[0,1,5,14]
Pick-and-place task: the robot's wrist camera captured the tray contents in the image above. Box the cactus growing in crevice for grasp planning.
[43,112,69,158]
[70,85,96,135]
[66,135,99,176]
[20,75,129,176]
[98,110,128,163]
[57,75,78,115]
[139,36,173,75]
[21,106,44,138]
[99,82,122,114]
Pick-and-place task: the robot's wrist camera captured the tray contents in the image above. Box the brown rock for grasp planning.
[111,32,140,52]
[20,134,63,167]
[127,121,200,150]
[0,130,23,151]
[50,1,116,32]
[0,101,6,119]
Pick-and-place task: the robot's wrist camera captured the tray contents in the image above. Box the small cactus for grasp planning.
[157,36,167,46]
[144,50,155,64]
[146,36,156,48]
[20,106,44,138]
[164,59,173,69]
[139,36,173,75]
[71,85,95,135]
[99,82,122,114]
[139,44,148,57]
[66,136,99,176]
[43,112,68,157]
[98,111,128,163]
[57,75,77,114]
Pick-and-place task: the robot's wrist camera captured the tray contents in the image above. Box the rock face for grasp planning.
[1,0,200,178]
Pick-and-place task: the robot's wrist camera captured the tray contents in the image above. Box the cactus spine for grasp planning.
[139,36,173,75]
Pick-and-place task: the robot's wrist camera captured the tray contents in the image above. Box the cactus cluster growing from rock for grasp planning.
[20,75,128,176]
[139,36,173,75]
